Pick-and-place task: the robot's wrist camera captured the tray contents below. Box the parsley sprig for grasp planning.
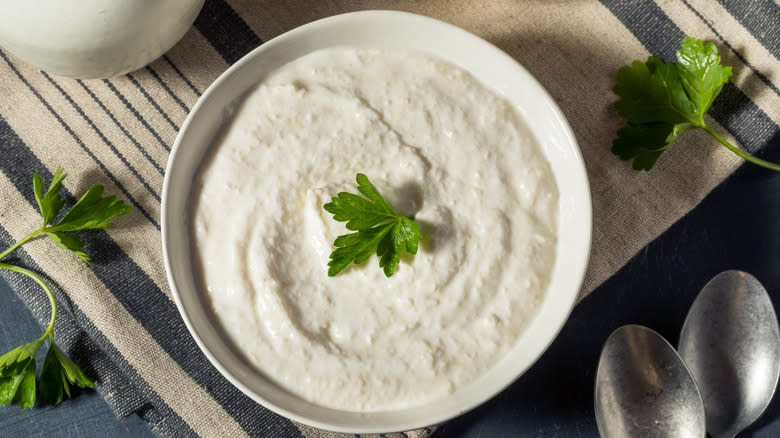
[612,36,780,171]
[324,174,422,277]
[0,168,131,408]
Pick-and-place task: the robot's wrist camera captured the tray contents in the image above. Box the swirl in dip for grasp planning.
[191,48,558,411]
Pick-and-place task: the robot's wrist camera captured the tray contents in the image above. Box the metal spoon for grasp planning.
[595,324,706,437]
[678,270,780,438]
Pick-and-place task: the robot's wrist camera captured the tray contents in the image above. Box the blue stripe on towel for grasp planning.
[717,0,780,59]
[101,79,171,153]
[125,73,180,132]
[195,0,262,65]
[0,224,198,438]
[600,0,779,154]
[74,80,166,176]
[144,66,192,113]
[0,114,304,438]
[710,84,777,154]
[163,55,203,97]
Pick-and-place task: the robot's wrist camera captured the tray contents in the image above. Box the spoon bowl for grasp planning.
[595,324,706,438]
[678,270,780,438]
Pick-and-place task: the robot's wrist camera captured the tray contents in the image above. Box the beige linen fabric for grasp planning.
[0,1,777,437]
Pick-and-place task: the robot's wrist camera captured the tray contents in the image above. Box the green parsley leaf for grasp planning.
[25,169,132,263]
[0,339,44,409]
[39,341,94,406]
[47,185,132,233]
[35,176,131,263]
[324,174,422,277]
[0,339,44,370]
[33,168,67,227]
[676,37,732,124]
[612,35,780,172]
[612,37,731,170]
[14,361,37,409]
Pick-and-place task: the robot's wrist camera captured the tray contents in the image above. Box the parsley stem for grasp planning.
[703,126,780,172]
[0,228,45,260]
[0,262,57,341]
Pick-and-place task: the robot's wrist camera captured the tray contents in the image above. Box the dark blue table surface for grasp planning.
[2,143,779,436]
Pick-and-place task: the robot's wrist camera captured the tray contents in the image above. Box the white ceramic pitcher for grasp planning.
[0,0,204,78]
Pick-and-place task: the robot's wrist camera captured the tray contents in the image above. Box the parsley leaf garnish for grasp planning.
[0,339,43,409]
[32,168,132,263]
[39,341,94,406]
[612,36,780,171]
[324,174,422,277]
[0,167,130,409]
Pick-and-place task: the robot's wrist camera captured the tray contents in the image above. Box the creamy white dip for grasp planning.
[192,48,558,411]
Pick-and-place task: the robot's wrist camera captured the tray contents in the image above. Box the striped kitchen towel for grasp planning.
[0,0,778,437]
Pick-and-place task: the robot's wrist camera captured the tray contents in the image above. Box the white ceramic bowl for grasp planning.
[162,10,591,434]
[0,0,204,78]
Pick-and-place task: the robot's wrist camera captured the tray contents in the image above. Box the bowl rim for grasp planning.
[162,9,591,434]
